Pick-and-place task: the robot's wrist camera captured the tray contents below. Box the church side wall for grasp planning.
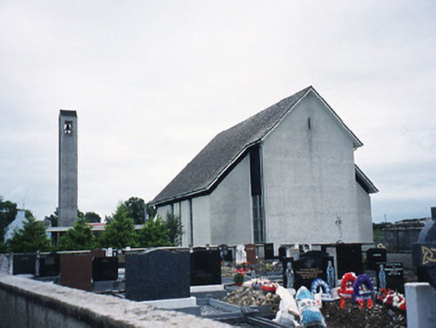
[210,155,252,245]
[262,92,364,246]
[356,182,373,243]
[192,196,211,246]
[179,200,191,247]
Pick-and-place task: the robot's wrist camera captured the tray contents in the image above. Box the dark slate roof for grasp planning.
[152,86,368,205]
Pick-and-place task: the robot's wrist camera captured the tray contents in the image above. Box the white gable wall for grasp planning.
[209,155,252,245]
[262,91,368,245]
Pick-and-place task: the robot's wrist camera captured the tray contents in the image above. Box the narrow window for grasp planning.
[250,145,265,244]
[189,199,194,246]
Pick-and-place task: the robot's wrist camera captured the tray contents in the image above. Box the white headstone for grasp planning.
[235,244,246,265]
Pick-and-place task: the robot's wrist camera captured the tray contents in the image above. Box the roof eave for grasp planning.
[355,165,378,194]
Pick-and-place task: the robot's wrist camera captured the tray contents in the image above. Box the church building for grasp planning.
[151,86,378,247]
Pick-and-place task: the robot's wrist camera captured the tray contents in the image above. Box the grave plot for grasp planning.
[60,253,93,291]
[190,248,222,286]
[125,248,190,301]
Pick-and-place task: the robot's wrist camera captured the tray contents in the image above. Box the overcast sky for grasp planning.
[1,1,435,223]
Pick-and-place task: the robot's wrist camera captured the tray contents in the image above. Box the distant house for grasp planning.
[4,209,27,241]
[151,86,378,247]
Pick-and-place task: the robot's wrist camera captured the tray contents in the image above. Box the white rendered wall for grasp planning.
[179,200,191,247]
[156,205,171,218]
[356,183,373,242]
[262,92,365,245]
[210,155,252,245]
[156,202,193,247]
[192,196,211,246]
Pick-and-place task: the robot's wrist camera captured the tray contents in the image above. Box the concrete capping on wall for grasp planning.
[0,274,230,328]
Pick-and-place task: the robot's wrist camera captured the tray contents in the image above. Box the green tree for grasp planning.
[0,197,18,243]
[83,212,101,223]
[58,218,97,251]
[373,222,389,242]
[7,217,51,253]
[44,208,59,227]
[146,203,157,219]
[123,197,146,224]
[166,212,184,246]
[0,241,6,253]
[137,215,171,247]
[99,204,137,248]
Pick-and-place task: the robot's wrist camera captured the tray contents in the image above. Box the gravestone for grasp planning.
[190,249,221,285]
[224,247,234,262]
[366,248,387,270]
[376,262,404,293]
[245,243,257,264]
[125,248,190,301]
[235,244,247,265]
[288,251,333,291]
[12,253,36,275]
[413,207,436,288]
[91,248,106,258]
[60,253,93,291]
[264,243,274,260]
[0,254,11,274]
[218,244,229,261]
[278,246,286,261]
[39,253,60,277]
[336,244,363,278]
[92,257,118,281]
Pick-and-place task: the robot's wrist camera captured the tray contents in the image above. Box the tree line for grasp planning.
[0,196,183,253]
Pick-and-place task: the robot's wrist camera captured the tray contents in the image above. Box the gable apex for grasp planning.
[151,86,363,205]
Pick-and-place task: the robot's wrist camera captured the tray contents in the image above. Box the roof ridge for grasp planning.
[152,87,311,205]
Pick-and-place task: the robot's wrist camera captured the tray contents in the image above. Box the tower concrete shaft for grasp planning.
[58,110,78,227]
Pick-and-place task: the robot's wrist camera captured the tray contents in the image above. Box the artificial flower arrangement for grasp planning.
[240,261,250,272]
[243,278,278,292]
[234,268,245,286]
[377,288,406,312]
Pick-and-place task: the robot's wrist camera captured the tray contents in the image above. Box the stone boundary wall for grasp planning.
[0,274,229,328]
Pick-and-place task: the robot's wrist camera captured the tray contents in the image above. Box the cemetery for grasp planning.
[3,237,430,328]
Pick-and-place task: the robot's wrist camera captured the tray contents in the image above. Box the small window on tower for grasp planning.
[64,121,73,134]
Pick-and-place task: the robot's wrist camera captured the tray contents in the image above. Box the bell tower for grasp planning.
[58,110,78,227]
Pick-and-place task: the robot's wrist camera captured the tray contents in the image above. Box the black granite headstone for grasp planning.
[376,262,404,293]
[366,248,387,270]
[125,249,190,301]
[278,246,287,261]
[190,249,221,285]
[291,251,333,290]
[264,243,274,260]
[39,253,60,277]
[13,253,36,275]
[92,257,118,281]
[336,244,363,278]
[412,212,436,288]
